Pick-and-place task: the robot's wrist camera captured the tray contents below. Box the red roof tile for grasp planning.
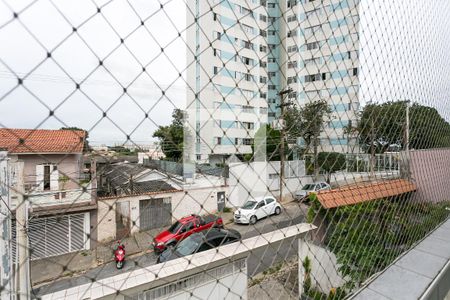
[0,128,86,154]
[316,179,417,209]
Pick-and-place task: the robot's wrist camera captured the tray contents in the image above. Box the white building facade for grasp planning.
[186,0,361,163]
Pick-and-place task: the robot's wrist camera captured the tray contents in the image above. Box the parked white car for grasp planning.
[295,182,331,201]
[234,196,282,225]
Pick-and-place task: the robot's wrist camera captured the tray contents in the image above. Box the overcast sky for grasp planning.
[0,0,449,145]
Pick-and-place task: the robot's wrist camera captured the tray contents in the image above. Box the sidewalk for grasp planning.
[31,215,236,287]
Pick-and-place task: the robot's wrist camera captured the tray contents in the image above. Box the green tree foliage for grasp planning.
[358,101,450,152]
[309,198,450,288]
[152,109,185,161]
[317,152,346,183]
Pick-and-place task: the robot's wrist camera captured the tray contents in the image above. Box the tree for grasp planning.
[357,101,450,152]
[298,100,332,177]
[152,109,185,161]
[317,152,346,183]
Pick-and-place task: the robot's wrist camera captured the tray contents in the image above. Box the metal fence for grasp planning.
[0,0,450,300]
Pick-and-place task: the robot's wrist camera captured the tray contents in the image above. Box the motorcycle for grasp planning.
[114,241,126,269]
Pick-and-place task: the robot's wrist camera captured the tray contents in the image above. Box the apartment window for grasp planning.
[260,107,268,114]
[241,122,254,129]
[242,106,254,113]
[196,154,201,160]
[287,30,297,38]
[243,138,253,145]
[243,73,253,82]
[268,85,276,90]
[242,56,254,66]
[351,68,358,76]
[268,44,277,50]
[260,29,267,37]
[213,13,217,21]
[268,112,276,118]
[215,31,221,40]
[196,136,201,143]
[287,76,297,84]
[288,91,297,99]
[213,48,220,56]
[268,3,276,8]
[268,30,276,36]
[260,92,267,99]
[243,41,254,49]
[322,73,327,80]
[260,0,267,6]
[306,41,320,50]
[268,71,276,79]
[268,17,276,23]
[287,15,297,22]
[260,14,267,22]
[288,45,298,53]
[268,98,276,103]
[304,73,321,83]
[260,45,267,52]
[213,66,219,75]
[260,76,267,84]
[235,138,240,145]
[287,0,297,8]
[288,61,298,69]
[259,60,267,68]
[215,137,222,145]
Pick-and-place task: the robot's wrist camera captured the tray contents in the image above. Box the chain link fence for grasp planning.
[0,0,450,299]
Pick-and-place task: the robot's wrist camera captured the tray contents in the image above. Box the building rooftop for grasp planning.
[0,128,85,154]
[316,179,417,208]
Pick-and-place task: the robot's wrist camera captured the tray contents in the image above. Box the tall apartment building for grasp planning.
[284,0,361,153]
[186,0,360,164]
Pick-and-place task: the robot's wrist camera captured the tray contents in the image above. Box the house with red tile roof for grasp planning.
[0,128,96,259]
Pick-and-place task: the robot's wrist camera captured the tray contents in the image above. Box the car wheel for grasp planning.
[274,207,281,215]
[249,215,257,225]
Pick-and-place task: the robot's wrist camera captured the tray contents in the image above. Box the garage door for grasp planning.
[12,213,88,260]
[139,198,171,231]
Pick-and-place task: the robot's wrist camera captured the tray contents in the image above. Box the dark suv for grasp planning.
[157,228,241,263]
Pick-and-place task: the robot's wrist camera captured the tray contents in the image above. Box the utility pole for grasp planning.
[277,87,292,202]
[15,161,30,300]
[370,117,375,178]
[404,100,411,179]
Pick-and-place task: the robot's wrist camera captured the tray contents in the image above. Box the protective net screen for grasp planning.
[0,0,449,299]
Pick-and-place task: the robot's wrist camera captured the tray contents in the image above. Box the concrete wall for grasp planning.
[228,160,309,208]
[298,241,348,295]
[409,148,450,203]
[97,186,228,243]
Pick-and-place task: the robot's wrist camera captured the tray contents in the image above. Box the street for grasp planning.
[33,202,307,297]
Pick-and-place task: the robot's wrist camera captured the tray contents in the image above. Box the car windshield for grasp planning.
[168,221,183,234]
[176,235,201,256]
[302,184,316,190]
[241,200,257,209]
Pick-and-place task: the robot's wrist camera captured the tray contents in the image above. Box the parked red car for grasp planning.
[152,214,223,253]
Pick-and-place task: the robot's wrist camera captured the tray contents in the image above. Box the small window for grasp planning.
[256,201,265,209]
[265,197,275,204]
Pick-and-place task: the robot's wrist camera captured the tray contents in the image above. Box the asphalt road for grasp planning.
[34,203,306,297]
